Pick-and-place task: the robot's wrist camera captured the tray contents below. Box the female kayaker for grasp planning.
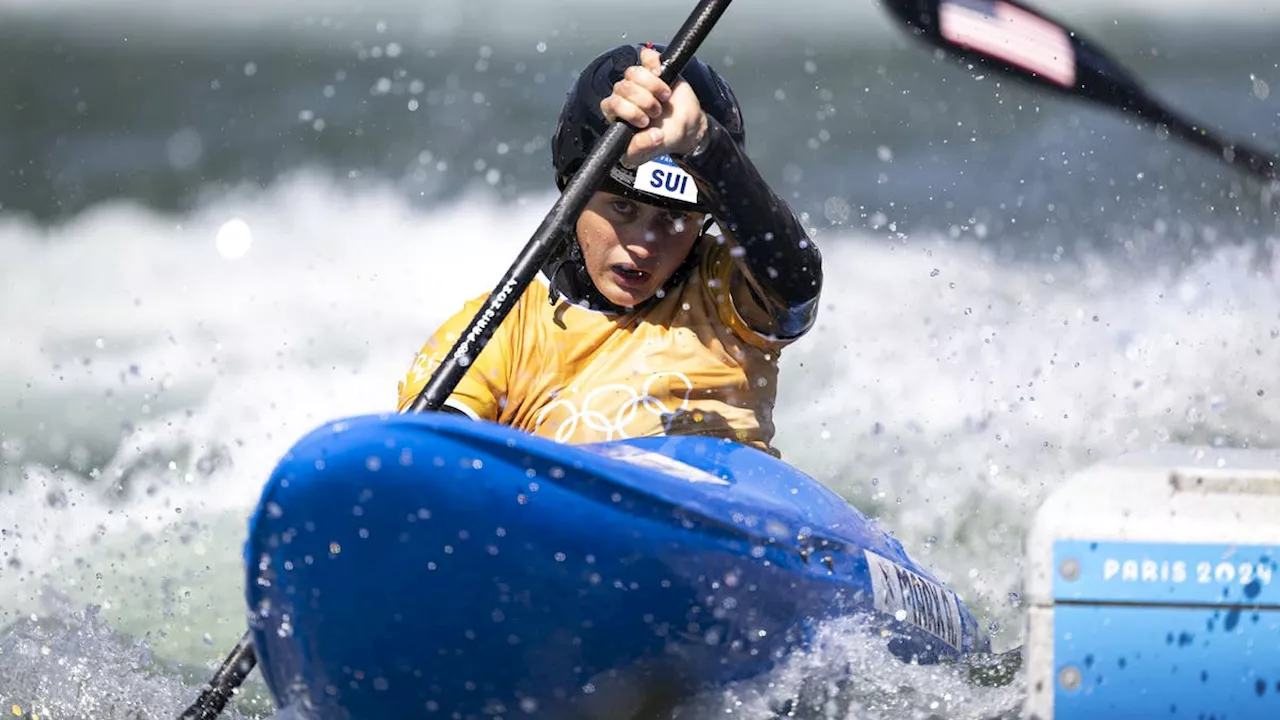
[398,43,822,454]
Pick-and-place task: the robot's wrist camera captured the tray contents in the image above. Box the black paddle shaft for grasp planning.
[409,0,736,413]
[176,1,736,718]
[883,0,1278,182]
[177,634,255,720]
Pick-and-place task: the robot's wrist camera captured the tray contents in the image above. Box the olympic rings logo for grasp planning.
[535,371,694,442]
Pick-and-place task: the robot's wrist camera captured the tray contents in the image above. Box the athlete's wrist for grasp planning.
[678,112,713,158]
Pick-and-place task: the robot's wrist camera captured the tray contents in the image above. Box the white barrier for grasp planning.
[1025,446,1280,719]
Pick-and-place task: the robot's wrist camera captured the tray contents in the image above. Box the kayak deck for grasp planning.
[245,413,986,718]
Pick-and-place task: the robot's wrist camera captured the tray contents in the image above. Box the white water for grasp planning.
[2,171,1279,717]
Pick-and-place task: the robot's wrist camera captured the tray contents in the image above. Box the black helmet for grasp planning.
[551,43,745,212]
[542,44,744,313]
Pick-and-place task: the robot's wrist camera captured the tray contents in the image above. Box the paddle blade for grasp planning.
[883,0,1279,182]
[883,0,1156,116]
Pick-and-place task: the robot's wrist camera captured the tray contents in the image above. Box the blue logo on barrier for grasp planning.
[1054,540,1278,605]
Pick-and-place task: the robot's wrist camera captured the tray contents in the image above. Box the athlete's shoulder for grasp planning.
[525,274,554,306]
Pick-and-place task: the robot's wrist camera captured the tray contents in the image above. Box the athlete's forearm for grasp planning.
[677,117,822,336]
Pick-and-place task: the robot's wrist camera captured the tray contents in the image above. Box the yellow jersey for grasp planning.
[397,239,798,452]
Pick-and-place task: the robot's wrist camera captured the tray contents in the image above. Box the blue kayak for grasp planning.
[245,412,988,718]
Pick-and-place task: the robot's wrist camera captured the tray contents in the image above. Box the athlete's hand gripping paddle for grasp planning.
[174,2,736,718]
[882,0,1278,183]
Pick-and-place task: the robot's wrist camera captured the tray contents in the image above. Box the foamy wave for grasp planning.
[678,614,1022,718]
[0,602,259,720]
[775,221,1280,645]
[1,173,546,663]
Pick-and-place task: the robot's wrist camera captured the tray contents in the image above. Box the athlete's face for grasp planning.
[577,192,705,308]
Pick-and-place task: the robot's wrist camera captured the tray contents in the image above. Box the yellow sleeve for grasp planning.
[701,239,792,352]
[396,294,508,419]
